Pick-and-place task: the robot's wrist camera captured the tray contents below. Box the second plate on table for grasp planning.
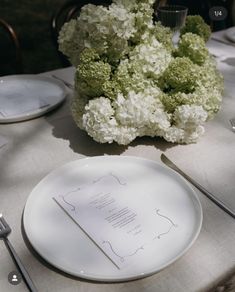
[225,27,235,43]
[0,75,67,123]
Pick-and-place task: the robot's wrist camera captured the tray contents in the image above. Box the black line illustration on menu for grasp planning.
[153,209,178,240]
[56,172,126,213]
[102,240,144,262]
[54,172,178,264]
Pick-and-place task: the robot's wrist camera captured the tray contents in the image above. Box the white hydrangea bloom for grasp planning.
[82,90,171,145]
[163,105,207,144]
[114,126,138,145]
[113,0,155,7]
[112,0,137,11]
[163,125,205,144]
[59,3,136,65]
[173,105,208,130]
[129,38,172,78]
[184,126,205,143]
[114,90,170,130]
[164,127,185,143]
[82,97,117,143]
[108,4,137,39]
[82,96,139,145]
[58,19,81,66]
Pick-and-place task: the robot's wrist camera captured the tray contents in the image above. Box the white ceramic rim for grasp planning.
[0,74,67,123]
[23,155,203,282]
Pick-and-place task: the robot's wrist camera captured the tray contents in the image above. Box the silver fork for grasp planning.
[0,214,37,292]
[230,118,235,132]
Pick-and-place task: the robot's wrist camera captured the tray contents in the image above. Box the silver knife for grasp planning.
[210,37,235,47]
[161,154,235,219]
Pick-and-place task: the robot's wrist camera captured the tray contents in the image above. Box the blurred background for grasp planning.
[0,0,235,77]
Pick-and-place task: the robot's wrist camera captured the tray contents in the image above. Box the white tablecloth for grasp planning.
[0,31,235,292]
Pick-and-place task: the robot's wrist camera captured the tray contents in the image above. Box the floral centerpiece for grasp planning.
[58,0,223,145]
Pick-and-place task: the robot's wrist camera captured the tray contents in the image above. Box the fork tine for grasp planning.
[0,214,11,235]
[0,221,4,231]
[0,214,9,228]
[0,214,38,291]
[230,118,235,131]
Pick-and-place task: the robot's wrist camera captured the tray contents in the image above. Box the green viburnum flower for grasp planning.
[79,48,100,63]
[102,80,121,100]
[112,59,159,96]
[60,0,223,145]
[158,57,199,93]
[177,33,209,65]
[160,57,223,115]
[180,15,211,42]
[75,50,111,98]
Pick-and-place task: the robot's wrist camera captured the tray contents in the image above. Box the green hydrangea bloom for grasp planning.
[177,33,209,65]
[162,87,222,118]
[180,15,211,42]
[75,59,111,98]
[158,57,199,93]
[160,57,223,114]
[112,59,157,95]
[112,60,132,95]
[197,56,224,90]
[79,48,100,63]
[102,80,121,100]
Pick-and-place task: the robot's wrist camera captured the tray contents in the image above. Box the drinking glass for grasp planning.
[156,5,188,44]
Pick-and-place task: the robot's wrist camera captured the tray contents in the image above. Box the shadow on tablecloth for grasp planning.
[208,269,235,292]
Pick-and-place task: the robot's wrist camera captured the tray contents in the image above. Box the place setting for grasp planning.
[22,155,203,282]
[17,151,235,286]
[1,0,235,291]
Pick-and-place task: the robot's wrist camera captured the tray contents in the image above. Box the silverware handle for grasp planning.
[51,74,73,89]
[211,37,235,47]
[176,167,235,219]
[161,154,235,219]
[4,238,37,292]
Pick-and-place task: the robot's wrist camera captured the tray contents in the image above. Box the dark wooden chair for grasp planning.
[50,0,112,67]
[0,18,22,75]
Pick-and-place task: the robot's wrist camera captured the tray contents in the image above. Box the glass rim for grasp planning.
[157,5,188,13]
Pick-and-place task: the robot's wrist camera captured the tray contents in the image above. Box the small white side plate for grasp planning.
[225,27,235,43]
[0,75,67,123]
[23,156,203,282]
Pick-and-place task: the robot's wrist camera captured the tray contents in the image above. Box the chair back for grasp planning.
[0,18,22,76]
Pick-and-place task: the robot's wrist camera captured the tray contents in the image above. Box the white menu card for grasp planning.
[53,172,178,269]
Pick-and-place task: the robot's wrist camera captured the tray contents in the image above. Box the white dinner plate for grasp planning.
[225,27,235,43]
[0,75,67,123]
[23,156,202,282]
